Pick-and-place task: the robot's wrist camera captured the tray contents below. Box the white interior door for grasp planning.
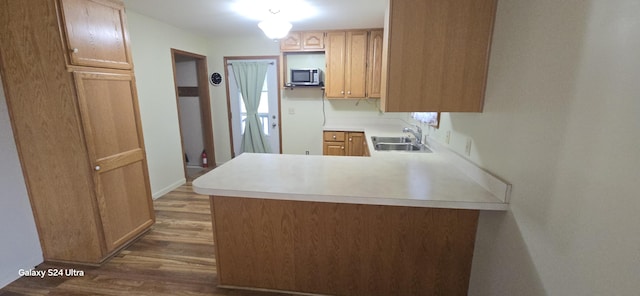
[227,59,280,156]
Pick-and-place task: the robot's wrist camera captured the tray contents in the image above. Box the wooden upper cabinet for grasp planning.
[280,31,325,52]
[367,30,384,98]
[280,32,302,51]
[302,32,325,50]
[345,31,368,98]
[59,0,133,69]
[325,31,368,98]
[380,0,497,112]
[325,32,346,97]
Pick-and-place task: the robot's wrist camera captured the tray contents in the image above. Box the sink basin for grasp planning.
[374,143,432,152]
[371,136,432,153]
[370,136,413,144]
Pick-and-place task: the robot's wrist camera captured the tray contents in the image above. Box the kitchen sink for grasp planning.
[371,136,432,153]
[370,136,413,144]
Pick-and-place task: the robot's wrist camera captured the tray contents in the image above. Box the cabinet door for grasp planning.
[325,32,346,98]
[302,32,325,50]
[367,30,384,98]
[74,70,154,252]
[280,32,302,51]
[346,132,366,156]
[59,0,133,69]
[323,142,346,156]
[381,0,497,112]
[345,31,368,98]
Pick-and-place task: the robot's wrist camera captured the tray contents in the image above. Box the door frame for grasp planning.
[223,55,282,158]
[171,49,216,176]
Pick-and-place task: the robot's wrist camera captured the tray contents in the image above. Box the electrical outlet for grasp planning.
[445,131,451,144]
[288,108,295,115]
[465,138,472,156]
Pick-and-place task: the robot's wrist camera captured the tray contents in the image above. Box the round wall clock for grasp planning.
[210,72,222,86]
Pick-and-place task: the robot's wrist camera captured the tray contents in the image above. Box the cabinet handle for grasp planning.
[341,146,344,150]
[341,91,344,94]
[349,138,352,142]
[71,48,79,54]
[347,91,351,95]
[94,165,101,171]
[332,135,336,139]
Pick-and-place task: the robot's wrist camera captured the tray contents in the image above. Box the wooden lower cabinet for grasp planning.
[0,0,154,264]
[323,131,368,156]
[323,142,346,156]
[211,196,479,296]
[322,131,346,156]
[346,131,367,156]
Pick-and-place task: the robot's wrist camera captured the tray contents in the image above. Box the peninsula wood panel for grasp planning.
[211,196,479,296]
[381,0,497,112]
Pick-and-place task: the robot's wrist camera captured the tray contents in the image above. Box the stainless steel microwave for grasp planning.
[290,68,322,86]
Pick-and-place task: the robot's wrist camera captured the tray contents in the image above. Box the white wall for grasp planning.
[0,78,43,288]
[423,0,640,294]
[126,11,210,198]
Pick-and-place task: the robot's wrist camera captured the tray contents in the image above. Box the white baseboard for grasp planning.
[0,255,43,289]
[152,178,186,200]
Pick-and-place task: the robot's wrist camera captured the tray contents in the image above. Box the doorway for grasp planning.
[224,56,281,157]
[171,49,216,180]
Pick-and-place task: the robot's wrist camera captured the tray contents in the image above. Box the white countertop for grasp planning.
[193,120,510,211]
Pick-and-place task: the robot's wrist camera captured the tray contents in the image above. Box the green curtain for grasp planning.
[231,61,272,153]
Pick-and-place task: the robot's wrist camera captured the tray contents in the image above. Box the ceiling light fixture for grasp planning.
[258,9,292,40]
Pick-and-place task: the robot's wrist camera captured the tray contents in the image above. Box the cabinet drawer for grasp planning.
[323,131,345,142]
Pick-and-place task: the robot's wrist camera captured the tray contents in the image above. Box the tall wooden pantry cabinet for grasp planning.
[0,0,155,264]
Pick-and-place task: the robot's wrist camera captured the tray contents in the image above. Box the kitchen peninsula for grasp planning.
[193,129,509,295]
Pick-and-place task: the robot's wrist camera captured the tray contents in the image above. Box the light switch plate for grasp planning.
[465,138,472,156]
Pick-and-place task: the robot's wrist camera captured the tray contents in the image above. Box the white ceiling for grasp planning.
[123,0,387,39]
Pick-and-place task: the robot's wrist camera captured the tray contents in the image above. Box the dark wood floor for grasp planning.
[0,183,289,296]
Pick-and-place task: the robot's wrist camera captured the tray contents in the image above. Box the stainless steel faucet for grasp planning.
[402,125,422,144]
